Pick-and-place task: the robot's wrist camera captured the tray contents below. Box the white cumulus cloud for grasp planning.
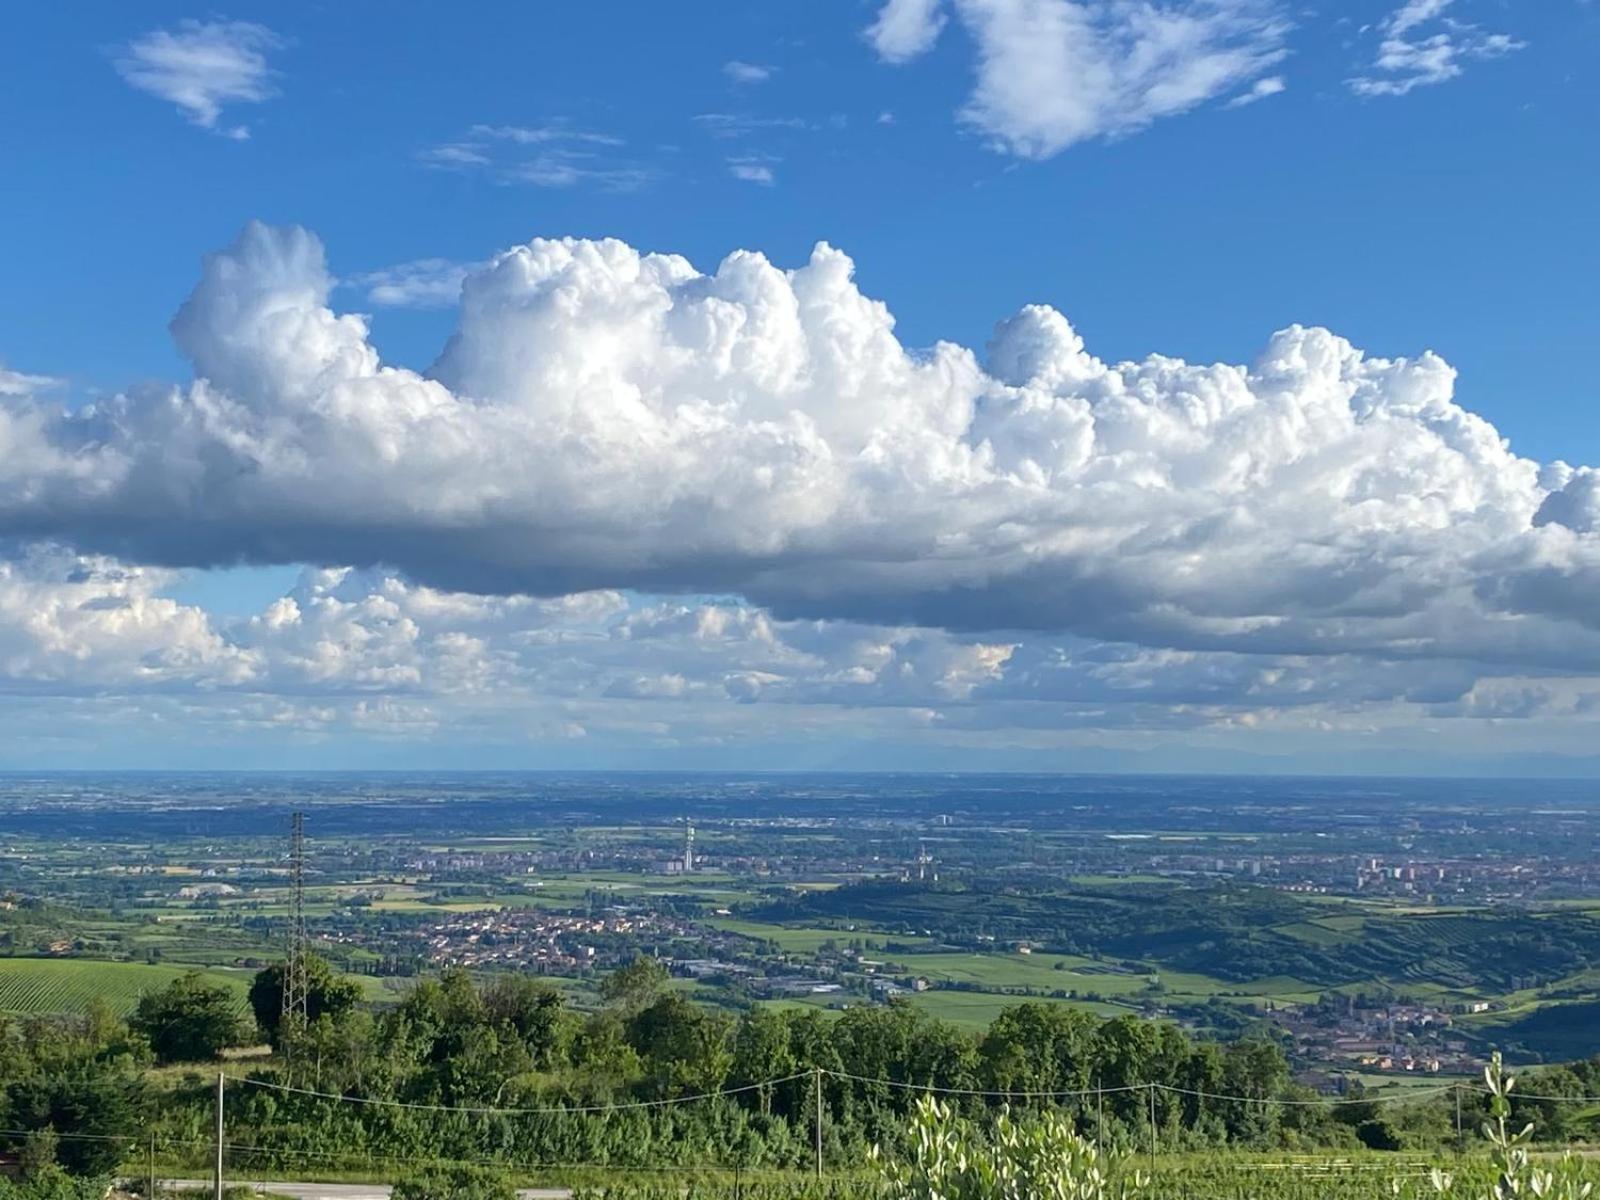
[3,222,1600,686]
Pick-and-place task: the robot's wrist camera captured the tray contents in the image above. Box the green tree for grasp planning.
[249,954,365,1047]
[129,972,251,1064]
[627,993,733,1094]
[599,955,669,1011]
[730,1007,796,1114]
[481,975,571,1069]
[569,1009,644,1099]
[4,1066,146,1176]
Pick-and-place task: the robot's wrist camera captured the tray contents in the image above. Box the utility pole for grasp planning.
[282,812,310,1056]
[1095,1078,1104,1158]
[148,1132,156,1200]
[213,1073,225,1200]
[1455,1084,1464,1155]
[814,1066,824,1180]
[1147,1084,1157,1178]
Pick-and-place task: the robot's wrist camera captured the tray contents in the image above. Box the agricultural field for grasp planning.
[0,957,253,1015]
[715,915,929,948]
[887,949,1154,993]
[903,988,1127,1026]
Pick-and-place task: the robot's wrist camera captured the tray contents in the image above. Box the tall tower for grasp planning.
[281,811,309,1037]
[683,821,695,874]
[916,840,933,882]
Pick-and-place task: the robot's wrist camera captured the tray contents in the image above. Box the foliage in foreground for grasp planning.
[11,959,1600,1183]
[0,1168,109,1200]
[1427,1054,1596,1200]
[876,1095,1144,1200]
[391,1164,517,1200]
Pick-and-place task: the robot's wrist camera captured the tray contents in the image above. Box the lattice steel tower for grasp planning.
[281,811,309,1035]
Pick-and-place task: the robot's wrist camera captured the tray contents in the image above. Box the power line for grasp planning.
[1154,1082,1460,1107]
[825,1071,1468,1107]
[223,1067,1504,1114]
[0,1128,212,1149]
[231,1070,815,1115]
[822,1068,1150,1099]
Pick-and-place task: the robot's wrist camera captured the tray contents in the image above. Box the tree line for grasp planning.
[2,954,1598,1191]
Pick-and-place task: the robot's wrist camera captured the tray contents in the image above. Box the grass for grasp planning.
[893,950,1153,994]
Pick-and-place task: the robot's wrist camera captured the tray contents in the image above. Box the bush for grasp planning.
[875,1094,1145,1200]
[391,1164,518,1200]
[0,1167,112,1200]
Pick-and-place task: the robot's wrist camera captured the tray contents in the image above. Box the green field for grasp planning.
[707,917,932,953]
[895,950,1153,993]
[0,957,253,1016]
[904,989,1126,1027]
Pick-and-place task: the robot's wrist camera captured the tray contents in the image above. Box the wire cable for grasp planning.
[822,1068,1150,1099]
[230,1069,814,1115]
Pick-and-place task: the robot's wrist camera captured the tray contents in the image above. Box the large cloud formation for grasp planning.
[3,221,1599,682]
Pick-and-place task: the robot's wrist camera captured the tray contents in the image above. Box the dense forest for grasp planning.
[5,953,1600,1195]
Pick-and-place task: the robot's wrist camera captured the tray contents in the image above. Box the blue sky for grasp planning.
[1,1,1598,771]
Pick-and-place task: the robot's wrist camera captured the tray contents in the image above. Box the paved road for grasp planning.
[163,1181,572,1200]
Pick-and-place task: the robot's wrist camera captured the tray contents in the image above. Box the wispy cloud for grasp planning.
[724,60,775,85]
[507,153,656,192]
[467,123,624,147]
[1226,74,1286,107]
[693,113,813,139]
[728,156,779,186]
[419,143,491,169]
[113,19,283,138]
[0,366,63,396]
[1349,0,1524,97]
[420,122,654,191]
[349,259,481,310]
[864,0,1291,160]
[867,0,948,63]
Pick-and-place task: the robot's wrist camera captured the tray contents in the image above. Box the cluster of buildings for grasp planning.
[1275,997,1489,1074]
[1122,846,1594,903]
[415,906,698,972]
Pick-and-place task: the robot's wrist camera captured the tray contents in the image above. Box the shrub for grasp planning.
[1429,1054,1596,1200]
[875,1094,1145,1200]
[391,1164,518,1200]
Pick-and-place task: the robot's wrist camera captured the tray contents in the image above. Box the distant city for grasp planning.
[5,772,1599,1088]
